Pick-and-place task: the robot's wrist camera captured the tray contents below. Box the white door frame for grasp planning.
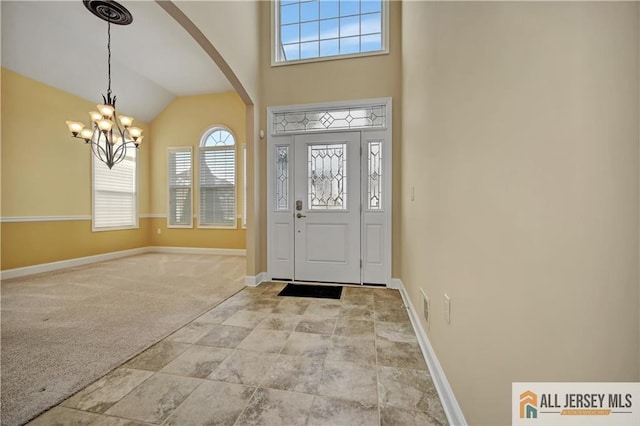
[267,98,392,286]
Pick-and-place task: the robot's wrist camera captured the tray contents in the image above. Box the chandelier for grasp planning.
[65,0,143,170]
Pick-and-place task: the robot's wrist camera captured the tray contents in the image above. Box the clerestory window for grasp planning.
[274,0,387,65]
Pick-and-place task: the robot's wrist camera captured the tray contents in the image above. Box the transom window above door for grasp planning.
[273,0,388,65]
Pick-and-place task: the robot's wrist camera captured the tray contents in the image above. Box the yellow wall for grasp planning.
[401,2,640,424]
[149,92,246,249]
[257,0,402,274]
[1,69,151,270]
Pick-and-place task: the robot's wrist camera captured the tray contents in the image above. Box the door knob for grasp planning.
[296,213,307,218]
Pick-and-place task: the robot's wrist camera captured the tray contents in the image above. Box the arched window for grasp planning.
[199,126,236,227]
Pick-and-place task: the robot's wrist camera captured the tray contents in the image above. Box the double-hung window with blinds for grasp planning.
[199,127,236,228]
[92,148,137,230]
[168,147,193,227]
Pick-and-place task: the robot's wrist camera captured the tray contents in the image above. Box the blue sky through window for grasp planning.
[278,0,384,63]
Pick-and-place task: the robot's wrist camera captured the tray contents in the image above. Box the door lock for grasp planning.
[296,200,303,211]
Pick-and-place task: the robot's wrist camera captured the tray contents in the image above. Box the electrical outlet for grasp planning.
[444,294,451,324]
[157,227,162,235]
[420,289,430,329]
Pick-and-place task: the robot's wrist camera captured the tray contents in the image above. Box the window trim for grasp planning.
[242,144,247,229]
[198,125,238,230]
[271,0,390,67]
[91,148,139,232]
[167,146,194,229]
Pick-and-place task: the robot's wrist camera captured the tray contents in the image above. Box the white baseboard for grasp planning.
[389,278,402,289]
[1,246,247,281]
[0,247,148,280]
[150,247,246,256]
[244,272,267,287]
[396,279,467,426]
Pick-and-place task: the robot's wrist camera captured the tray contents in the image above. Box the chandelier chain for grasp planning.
[107,20,112,97]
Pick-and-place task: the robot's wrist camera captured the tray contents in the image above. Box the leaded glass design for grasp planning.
[277,0,384,63]
[275,145,289,210]
[367,140,382,210]
[273,105,385,134]
[308,143,347,209]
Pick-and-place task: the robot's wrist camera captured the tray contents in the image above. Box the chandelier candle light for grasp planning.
[66,0,142,169]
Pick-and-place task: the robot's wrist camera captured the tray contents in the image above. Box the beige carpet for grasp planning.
[0,253,246,426]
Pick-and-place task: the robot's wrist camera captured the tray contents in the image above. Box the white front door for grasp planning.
[293,132,361,284]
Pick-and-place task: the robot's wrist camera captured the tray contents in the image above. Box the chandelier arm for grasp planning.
[111,141,129,166]
[90,132,109,164]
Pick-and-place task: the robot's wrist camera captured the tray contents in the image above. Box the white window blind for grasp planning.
[168,147,193,227]
[92,149,137,230]
[199,127,236,228]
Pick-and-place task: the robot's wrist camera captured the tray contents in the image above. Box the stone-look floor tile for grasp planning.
[375,308,410,323]
[27,407,100,426]
[375,321,418,344]
[208,350,278,386]
[242,298,281,313]
[165,321,217,343]
[196,324,253,349]
[295,317,337,335]
[256,282,287,297]
[236,329,290,353]
[222,310,268,328]
[373,289,403,302]
[62,368,153,413]
[376,339,427,371]
[304,303,341,318]
[160,345,231,378]
[342,286,374,297]
[257,313,302,331]
[339,305,374,321]
[327,336,376,365]
[197,306,238,324]
[340,293,374,307]
[308,396,379,426]
[334,318,375,337]
[261,354,324,393]
[380,405,445,426]
[88,416,150,426]
[378,366,439,412]
[164,381,255,426]
[123,341,191,371]
[104,373,201,424]
[317,360,378,405]
[281,332,332,358]
[235,387,314,426]
[272,298,311,315]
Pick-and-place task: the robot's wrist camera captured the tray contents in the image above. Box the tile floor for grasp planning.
[28,283,447,426]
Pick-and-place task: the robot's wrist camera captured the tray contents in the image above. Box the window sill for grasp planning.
[271,49,389,67]
[92,224,139,232]
[197,225,238,230]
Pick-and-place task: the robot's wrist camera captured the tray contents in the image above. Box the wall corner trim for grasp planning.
[244,272,267,287]
[396,278,468,426]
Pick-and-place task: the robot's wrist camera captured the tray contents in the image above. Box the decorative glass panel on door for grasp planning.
[307,143,347,210]
[367,140,382,210]
[275,145,289,210]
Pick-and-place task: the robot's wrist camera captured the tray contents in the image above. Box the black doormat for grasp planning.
[278,283,343,300]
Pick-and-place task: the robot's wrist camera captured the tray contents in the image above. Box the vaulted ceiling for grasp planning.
[1,1,238,122]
